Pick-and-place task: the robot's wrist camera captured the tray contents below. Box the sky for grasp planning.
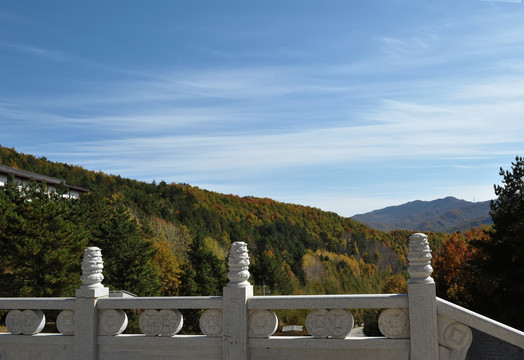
[1,0,524,217]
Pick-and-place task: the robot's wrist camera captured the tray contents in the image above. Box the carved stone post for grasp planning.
[74,247,109,360]
[407,233,439,360]
[223,242,253,360]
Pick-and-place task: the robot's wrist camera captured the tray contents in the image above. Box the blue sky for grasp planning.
[1,1,524,216]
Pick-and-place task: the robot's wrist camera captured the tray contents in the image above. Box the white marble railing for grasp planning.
[0,234,523,360]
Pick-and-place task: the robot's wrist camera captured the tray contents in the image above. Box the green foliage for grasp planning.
[1,145,413,326]
[428,157,524,331]
[5,145,524,333]
[178,235,227,297]
[475,156,524,330]
[251,247,295,295]
[178,235,227,333]
[0,179,88,297]
[80,192,161,296]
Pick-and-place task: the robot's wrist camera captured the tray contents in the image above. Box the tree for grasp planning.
[0,179,88,297]
[80,192,161,296]
[178,235,227,297]
[478,156,524,329]
[151,239,182,296]
[251,247,294,295]
[432,229,487,308]
[177,235,227,334]
[382,273,408,294]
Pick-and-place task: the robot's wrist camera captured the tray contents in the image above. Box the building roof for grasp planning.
[0,164,89,193]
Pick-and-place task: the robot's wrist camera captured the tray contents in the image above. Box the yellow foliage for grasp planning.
[203,237,229,260]
[149,217,192,261]
[312,249,361,277]
[151,240,181,296]
[382,274,407,294]
[302,252,325,281]
[302,249,367,295]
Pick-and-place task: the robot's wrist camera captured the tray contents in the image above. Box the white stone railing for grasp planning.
[436,298,524,349]
[0,234,523,360]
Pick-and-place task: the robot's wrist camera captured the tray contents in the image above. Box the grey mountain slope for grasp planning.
[351,196,492,233]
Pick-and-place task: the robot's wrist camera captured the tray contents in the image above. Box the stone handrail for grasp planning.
[0,297,75,310]
[436,298,524,349]
[247,294,408,309]
[96,296,223,310]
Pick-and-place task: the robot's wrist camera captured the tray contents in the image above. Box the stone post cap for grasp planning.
[77,247,109,298]
[227,242,251,287]
[408,233,434,284]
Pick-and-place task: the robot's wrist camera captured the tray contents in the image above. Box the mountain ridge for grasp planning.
[351,196,492,233]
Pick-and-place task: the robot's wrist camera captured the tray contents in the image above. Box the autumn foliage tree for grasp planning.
[1,144,412,325]
[150,239,182,296]
[382,273,408,294]
[432,228,488,308]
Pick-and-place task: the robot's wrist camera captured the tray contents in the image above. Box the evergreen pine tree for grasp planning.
[178,235,227,333]
[83,195,161,296]
[179,235,227,297]
[479,156,524,329]
[0,179,88,297]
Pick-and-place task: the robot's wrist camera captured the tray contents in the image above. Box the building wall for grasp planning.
[0,173,7,187]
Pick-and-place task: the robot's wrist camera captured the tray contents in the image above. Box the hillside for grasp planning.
[5,145,520,332]
[352,196,492,233]
[7,145,508,331]
[0,145,420,304]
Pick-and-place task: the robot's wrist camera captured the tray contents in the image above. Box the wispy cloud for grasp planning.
[38,90,524,179]
[0,42,70,62]
[2,2,524,216]
[376,32,439,58]
[5,51,524,170]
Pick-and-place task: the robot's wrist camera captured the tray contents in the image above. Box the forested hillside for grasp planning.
[3,146,522,331]
[0,146,418,300]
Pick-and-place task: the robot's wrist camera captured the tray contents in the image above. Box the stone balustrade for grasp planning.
[0,234,523,360]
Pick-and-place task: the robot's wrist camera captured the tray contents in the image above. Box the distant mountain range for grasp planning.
[351,196,493,233]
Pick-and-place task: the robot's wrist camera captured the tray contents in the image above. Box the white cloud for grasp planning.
[376,32,439,58]
[0,42,70,62]
[39,96,523,183]
[2,3,524,217]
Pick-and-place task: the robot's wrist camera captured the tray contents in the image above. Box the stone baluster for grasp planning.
[138,309,182,336]
[305,309,354,339]
[74,247,109,360]
[223,241,253,360]
[5,309,46,335]
[407,233,439,360]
